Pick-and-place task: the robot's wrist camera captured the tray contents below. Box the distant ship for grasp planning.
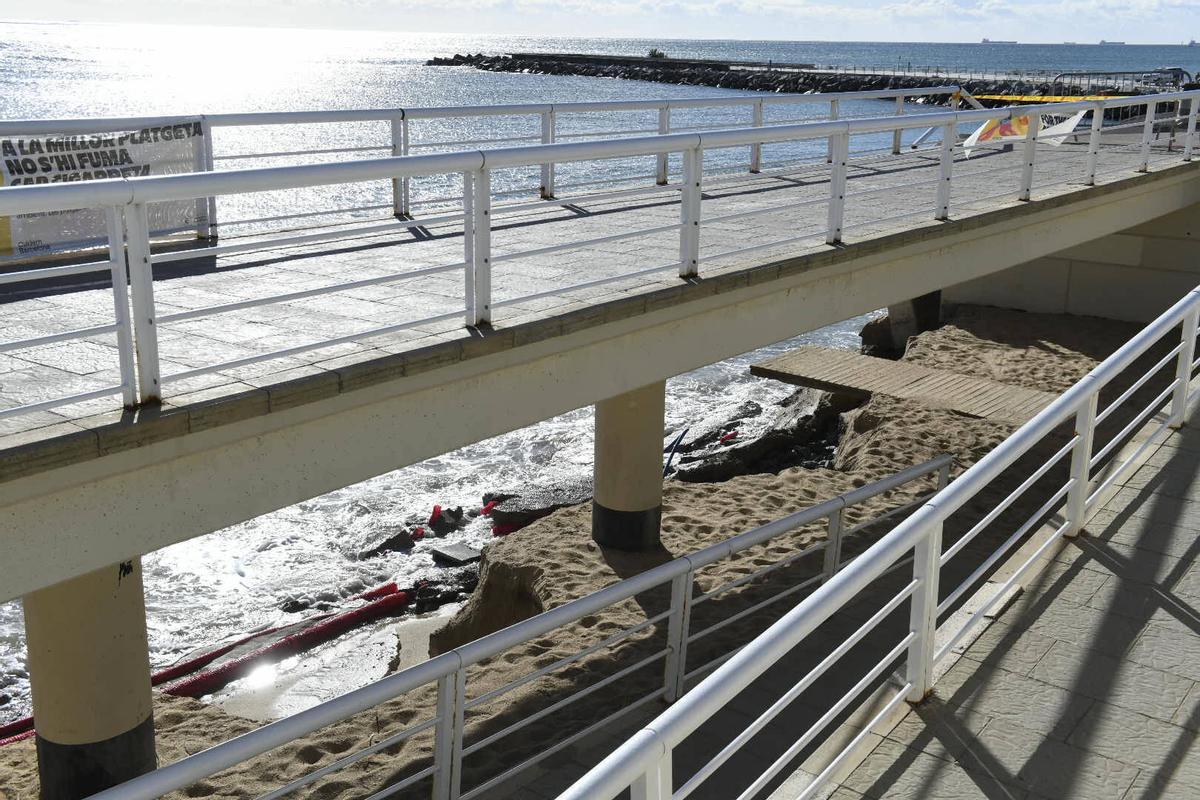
[1190,40,1198,47]
[981,38,1017,44]
[1099,40,1126,45]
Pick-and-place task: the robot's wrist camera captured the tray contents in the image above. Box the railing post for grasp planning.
[123,203,161,404]
[462,171,476,326]
[540,108,556,199]
[1169,306,1199,428]
[432,666,465,800]
[1018,114,1040,201]
[1085,103,1105,186]
[892,95,905,154]
[1185,97,1198,162]
[937,460,951,491]
[935,122,955,220]
[1065,392,1099,537]
[105,207,137,409]
[632,752,672,800]
[194,115,216,240]
[663,565,694,702]
[678,148,702,277]
[656,106,670,185]
[825,131,849,245]
[391,114,410,217]
[1139,99,1156,172]
[750,100,764,173]
[466,169,492,325]
[827,98,839,163]
[905,521,943,702]
[822,506,845,580]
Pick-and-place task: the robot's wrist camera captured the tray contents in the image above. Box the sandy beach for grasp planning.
[1,304,1167,800]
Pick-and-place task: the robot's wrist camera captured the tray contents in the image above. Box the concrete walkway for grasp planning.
[0,132,1177,452]
[836,426,1200,800]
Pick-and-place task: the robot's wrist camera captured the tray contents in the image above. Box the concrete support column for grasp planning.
[887,290,942,352]
[592,380,666,551]
[23,560,156,800]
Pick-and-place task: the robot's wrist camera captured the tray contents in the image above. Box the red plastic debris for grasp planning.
[429,504,442,525]
[491,523,521,537]
[718,430,739,444]
[412,527,426,541]
[480,500,498,516]
[357,582,399,602]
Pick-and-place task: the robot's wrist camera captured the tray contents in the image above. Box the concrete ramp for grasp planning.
[751,346,1056,425]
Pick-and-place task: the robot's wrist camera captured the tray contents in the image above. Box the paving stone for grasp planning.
[1085,509,1200,559]
[1104,488,1200,529]
[1125,621,1200,682]
[935,657,1092,740]
[958,619,1057,677]
[885,699,992,762]
[1007,597,1146,659]
[1067,701,1200,790]
[956,716,1140,799]
[1028,640,1194,724]
[842,738,1026,799]
[1083,576,1192,627]
[1012,557,1110,610]
[1171,682,1200,732]
[1118,770,1200,800]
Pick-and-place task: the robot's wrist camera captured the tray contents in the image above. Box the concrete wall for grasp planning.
[943,202,1200,322]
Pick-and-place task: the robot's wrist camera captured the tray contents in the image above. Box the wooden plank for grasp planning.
[751,346,1060,423]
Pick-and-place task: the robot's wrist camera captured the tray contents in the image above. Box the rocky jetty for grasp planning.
[427,52,1148,106]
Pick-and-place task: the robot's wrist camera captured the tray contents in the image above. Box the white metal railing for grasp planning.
[82,455,951,800]
[558,286,1200,800]
[0,89,1197,423]
[0,85,959,232]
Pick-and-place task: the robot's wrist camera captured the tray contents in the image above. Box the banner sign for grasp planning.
[963,110,1088,156]
[0,121,210,261]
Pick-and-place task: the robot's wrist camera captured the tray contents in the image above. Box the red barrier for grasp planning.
[0,587,414,745]
[163,591,411,698]
[0,729,34,747]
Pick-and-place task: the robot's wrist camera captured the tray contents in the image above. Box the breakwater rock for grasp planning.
[427,52,1144,106]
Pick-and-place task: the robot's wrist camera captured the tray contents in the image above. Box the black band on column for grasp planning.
[36,714,156,800]
[592,502,662,551]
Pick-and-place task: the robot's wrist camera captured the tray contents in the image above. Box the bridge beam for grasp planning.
[23,560,156,800]
[592,381,666,551]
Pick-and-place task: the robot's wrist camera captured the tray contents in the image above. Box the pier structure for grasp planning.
[0,86,1199,798]
[433,53,1193,97]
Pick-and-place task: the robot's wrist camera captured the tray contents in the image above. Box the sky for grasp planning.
[6,0,1200,43]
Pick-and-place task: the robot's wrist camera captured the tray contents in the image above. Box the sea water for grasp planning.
[1,20,1194,722]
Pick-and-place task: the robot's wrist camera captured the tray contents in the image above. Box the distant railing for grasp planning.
[83,456,952,800]
[0,85,959,238]
[0,88,1196,422]
[557,285,1200,800]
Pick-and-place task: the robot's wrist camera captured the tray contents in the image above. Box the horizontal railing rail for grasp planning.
[0,89,1196,423]
[0,85,962,229]
[558,285,1200,800]
[0,86,961,135]
[83,455,952,800]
